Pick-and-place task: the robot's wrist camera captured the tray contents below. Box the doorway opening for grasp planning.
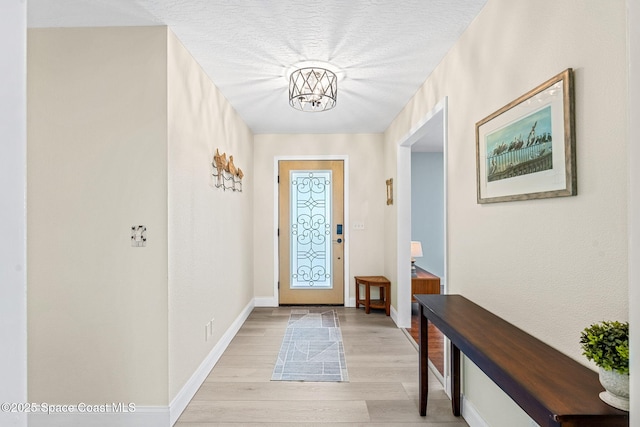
[397,98,449,389]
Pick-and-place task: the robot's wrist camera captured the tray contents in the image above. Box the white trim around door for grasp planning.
[396,97,449,395]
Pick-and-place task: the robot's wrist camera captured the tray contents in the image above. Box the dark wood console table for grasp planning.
[415,294,629,426]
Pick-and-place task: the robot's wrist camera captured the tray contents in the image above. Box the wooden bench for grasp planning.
[415,294,629,426]
[354,276,390,316]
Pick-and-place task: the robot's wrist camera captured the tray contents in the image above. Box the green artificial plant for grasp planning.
[580,320,629,375]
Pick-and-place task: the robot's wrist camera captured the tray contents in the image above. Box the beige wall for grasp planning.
[28,26,256,413]
[253,134,385,303]
[167,31,254,400]
[28,27,169,405]
[382,130,400,308]
[386,0,629,425]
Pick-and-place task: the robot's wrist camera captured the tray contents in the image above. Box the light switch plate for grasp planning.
[131,225,147,247]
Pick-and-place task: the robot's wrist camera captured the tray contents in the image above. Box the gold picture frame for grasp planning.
[386,178,393,205]
[476,68,577,204]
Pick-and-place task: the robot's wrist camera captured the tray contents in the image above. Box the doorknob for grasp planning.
[333,238,343,244]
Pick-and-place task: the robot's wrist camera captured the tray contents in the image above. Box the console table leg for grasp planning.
[451,342,461,416]
[419,304,429,416]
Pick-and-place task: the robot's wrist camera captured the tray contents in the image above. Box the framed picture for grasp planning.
[476,69,576,204]
[386,178,393,205]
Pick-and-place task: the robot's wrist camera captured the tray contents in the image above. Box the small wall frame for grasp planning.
[386,178,393,205]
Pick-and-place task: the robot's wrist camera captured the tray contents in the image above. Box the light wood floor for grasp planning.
[176,307,468,426]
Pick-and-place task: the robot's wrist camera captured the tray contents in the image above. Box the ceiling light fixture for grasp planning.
[289,67,337,112]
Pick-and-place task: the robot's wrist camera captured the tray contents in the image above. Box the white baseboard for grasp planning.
[390,304,398,325]
[347,297,356,307]
[254,297,278,307]
[28,406,168,427]
[462,394,489,427]
[169,299,255,425]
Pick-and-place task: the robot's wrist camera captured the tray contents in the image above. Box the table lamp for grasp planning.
[411,241,423,274]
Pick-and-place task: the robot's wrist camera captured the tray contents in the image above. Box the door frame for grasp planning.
[273,155,350,306]
[396,97,449,392]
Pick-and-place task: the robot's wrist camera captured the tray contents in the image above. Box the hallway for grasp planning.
[176,307,466,426]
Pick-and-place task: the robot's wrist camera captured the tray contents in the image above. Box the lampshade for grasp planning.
[411,241,423,258]
[289,67,337,112]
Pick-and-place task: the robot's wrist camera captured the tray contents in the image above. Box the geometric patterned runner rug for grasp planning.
[271,308,349,382]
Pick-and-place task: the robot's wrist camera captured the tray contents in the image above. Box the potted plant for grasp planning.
[579,320,629,411]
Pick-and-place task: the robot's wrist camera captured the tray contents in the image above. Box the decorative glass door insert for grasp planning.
[289,170,333,288]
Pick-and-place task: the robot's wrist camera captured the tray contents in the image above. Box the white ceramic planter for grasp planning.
[599,367,629,411]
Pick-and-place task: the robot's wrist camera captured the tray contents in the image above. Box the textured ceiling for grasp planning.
[28,0,486,135]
